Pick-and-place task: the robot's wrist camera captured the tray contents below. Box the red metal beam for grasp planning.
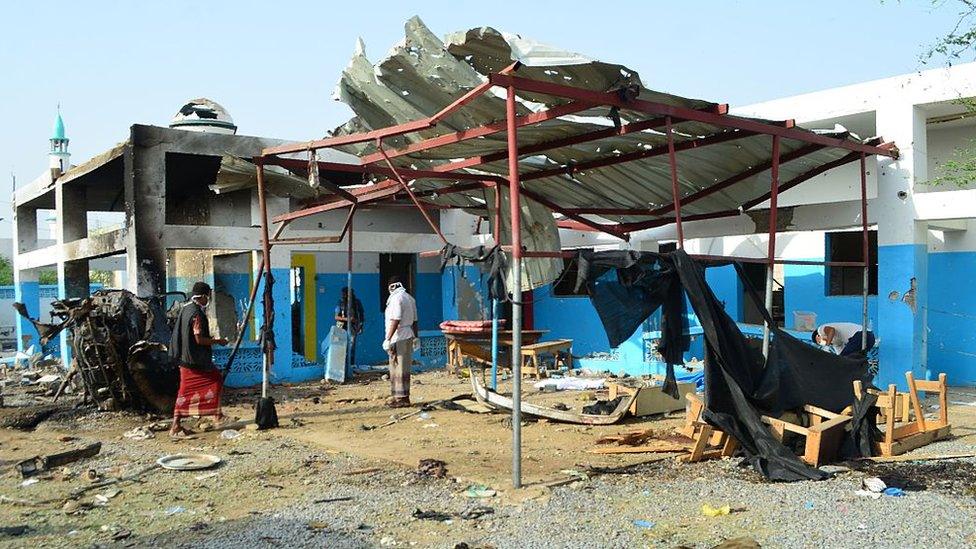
[272,179,403,224]
[263,156,503,183]
[430,80,494,124]
[665,117,684,247]
[490,74,899,159]
[261,118,433,157]
[429,105,732,174]
[767,135,781,265]
[741,151,863,210]
[377,143,448,245]
[504,181,629,241]
[519,128,755,182]
[358,100,597,165]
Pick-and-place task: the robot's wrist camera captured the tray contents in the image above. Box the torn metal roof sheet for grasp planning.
[321,17,889,228]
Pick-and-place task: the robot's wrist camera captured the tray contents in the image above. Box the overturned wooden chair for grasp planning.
[854,372,951,456]
[761,406,852,467]
[679,393,738,462]
[447,339,493,376]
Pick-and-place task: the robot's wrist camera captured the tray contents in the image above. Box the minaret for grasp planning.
[49,106,70,175]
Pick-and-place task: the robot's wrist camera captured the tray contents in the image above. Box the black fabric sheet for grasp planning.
[578,249,874,482]
[575,250,687,398]
[439,244,508,301]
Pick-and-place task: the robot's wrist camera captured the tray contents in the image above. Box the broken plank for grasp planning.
[343,467,382,476]
[16,443,101,478]
[862,450,976,463]
[588,443,689,455]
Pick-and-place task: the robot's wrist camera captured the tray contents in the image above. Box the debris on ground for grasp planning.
[464,485,496,498]
[582,396,623,415]
[702,504,732,517]
[16,442,102,478]
[123,426,155,440]
[417,458,448,479]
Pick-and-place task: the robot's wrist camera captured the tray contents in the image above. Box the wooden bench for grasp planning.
[761,405,852,467]
[854,372,951,456]
[520,339,573,379]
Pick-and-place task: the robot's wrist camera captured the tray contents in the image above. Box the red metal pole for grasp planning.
[377,143,449,245]
[493,181,502,246]
[665,116,684,247]
[762,135,781,358]
[860,153,870,350]
[506,84,523,489]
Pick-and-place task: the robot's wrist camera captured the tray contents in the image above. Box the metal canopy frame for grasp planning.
[251,69,896,489]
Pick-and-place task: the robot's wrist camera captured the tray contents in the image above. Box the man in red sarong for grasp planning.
[169,282,229,438]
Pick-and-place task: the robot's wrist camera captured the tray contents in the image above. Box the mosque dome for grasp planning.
[169,98,237,134]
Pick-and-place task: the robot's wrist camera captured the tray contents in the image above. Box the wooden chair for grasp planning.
[760,405,852,467]
[854,372,951,456]
[519,339,573,379]
[680,393,738,462]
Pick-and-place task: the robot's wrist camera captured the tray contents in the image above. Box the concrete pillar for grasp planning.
[13,205,40,352]
[875,103,928,388]
[124,143,167,296]
[54,177,90,362]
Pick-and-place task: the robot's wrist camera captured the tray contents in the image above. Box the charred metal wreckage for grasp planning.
[13,290,183,414]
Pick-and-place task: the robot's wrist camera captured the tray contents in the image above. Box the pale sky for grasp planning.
[0,1,966,239]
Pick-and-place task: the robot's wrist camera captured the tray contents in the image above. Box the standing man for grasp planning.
[169,282,229,437]
[383,276,417,408]
[812,321,875,357]
[335,287,365,369]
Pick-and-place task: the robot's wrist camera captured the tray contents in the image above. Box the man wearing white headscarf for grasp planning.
[383,275,417,407]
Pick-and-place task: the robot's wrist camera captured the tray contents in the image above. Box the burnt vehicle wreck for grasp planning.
[14,290,185,414]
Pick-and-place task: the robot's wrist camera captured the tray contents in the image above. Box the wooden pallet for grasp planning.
[680,393,737,462]
[761,405,851,467]
[854,372,951,457]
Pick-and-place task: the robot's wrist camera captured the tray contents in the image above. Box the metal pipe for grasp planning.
[347,212,355,375]
[492,182,501,391]
[255,160,274,399]
[506,84,523,489]
[762,136,781,358]
[860,153,870,350]
[665,116,684,248]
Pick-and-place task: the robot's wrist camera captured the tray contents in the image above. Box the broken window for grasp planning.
[552,257,585,297]
[826,231,877,296]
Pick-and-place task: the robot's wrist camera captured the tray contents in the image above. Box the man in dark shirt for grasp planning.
[334,287,365,367]
[168,282,229,438]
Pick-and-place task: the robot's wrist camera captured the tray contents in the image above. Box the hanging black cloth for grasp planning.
[578,249,874,481]
[575,250,688,398]
[438,244,508,301]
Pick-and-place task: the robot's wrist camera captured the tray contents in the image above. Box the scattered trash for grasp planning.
[16,442,102,478]
[818,465,850,474]
[633,519,655,529]
[702,503,731,517]
[307,520,329,530]
[194,472,219,481]
[344,467,382,476]
[464,485,496,498]
[419,412,431,420]
[458,505,494,520]
[862,477,887,493]
[313,496,353,504]
[165,505,185,515]
[124,426,155,440]
[379,535,396,546]
[417,459,448,479]
[111,529,132,541]
[559,469,590,482]
[220,429,242,440]
[20,479,39,487]
[854,490,882,499]
[552,402,570,411]
[581,396,624,415]
[883,487,906,497]
[62,500,83,514]
[422,423,439,429]
[157,453,221,471]
[0,525,29,537]
[803,501,815,510]
[412,508,453,521]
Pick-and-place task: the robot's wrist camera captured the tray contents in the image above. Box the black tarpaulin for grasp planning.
[439,244,508,301]
[579,249,873,481]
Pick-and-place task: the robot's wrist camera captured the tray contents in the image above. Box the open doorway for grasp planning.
[740,262,784,327]
[379,253,416,309]
[290,253,317,361]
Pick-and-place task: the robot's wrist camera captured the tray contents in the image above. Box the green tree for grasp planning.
[0,256,13,285]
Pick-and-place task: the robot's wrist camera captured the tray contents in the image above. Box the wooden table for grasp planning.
[444,330,547,374]
[520,339,573,379]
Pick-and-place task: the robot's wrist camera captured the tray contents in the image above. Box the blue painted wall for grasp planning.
[783,261,878,333]
[927,251,976,386]
[877,244,928,388]
[705,265,743,322]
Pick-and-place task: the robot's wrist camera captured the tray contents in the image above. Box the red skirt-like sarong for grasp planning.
[173,366,223,418]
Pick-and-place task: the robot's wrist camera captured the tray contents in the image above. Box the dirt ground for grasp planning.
[2,369,976,547]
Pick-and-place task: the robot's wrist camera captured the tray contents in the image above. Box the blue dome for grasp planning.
[51,112,66,141]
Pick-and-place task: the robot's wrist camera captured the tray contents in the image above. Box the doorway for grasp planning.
[379,253,416,310]
[740,262,784,327]
[290,253,317,361]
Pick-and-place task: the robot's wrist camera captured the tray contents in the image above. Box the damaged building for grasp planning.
[11,17,976,395]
